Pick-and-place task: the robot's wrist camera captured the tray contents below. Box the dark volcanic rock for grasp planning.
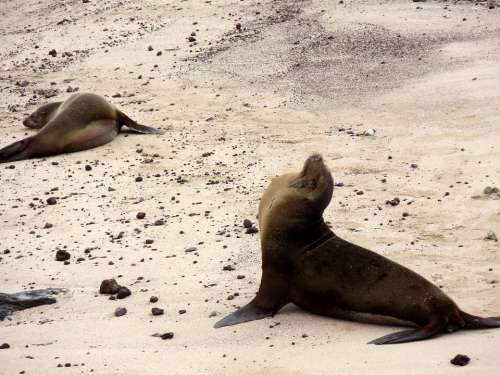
[450,354,470,366]
[116,287,131,299]
[0,343,10,349]
[151,307,164,316]
[46,197,58,205]
[55,250,70,262]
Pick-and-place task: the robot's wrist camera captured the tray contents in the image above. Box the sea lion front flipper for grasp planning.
[214,270,289,328]
[0,136,35,163]
[214,299,277,328]
[116,110,162,134]
[368,316,447,345]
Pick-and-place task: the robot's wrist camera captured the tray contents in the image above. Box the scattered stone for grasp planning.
[46,197,57,205]
[114,307,127,317]
[44,223,53,229]
[209,311,217,318]
[55,250,70,262]
[410,163,418,169]
[136,212,146,219]
[48,49,57,57]
[362,128,376,136]
[386,197,400,206]
[116,287,131,299]
[484,186,499,195]
[223,265,235,271]
[485,231,498,242]
[152,332,174,340]
[150,296,158,303]
[85,165,92,171]
[99,279,121,294]
[246,226,259,234]
[0,343,10,349]
[185,247,197,253]
[450,354,470,366]
[151,307,164,316]
[243,219,253,228]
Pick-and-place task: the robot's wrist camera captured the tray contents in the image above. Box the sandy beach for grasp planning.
[1,0,499,374]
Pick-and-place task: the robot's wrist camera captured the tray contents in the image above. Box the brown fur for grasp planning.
[215,154,500,344]
[0,93,160,163]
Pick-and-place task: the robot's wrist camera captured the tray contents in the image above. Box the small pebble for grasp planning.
[116,287,131,299]
[114,307,127,317]
[55,249,70,262]
[450,354,470,366]
[151,307,164,316]
[0,343,10,349]
[161,332,174,340]
[485,231,498,241]
[46,197,57,205]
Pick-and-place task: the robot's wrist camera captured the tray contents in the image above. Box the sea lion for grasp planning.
[215,154,500,344]
[0,93,161,163]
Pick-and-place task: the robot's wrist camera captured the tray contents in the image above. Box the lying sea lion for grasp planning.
[0,93,161,163]
[215,154,500,344]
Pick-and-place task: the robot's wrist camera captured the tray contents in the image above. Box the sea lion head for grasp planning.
[22,102,59,129]
[258,154,333,237]
[290,153,333,207]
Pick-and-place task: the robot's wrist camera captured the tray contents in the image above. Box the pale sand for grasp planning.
[0,0,499,374]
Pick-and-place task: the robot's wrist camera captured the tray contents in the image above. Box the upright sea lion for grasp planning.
[0,93,161,163]
[215,154,500,344]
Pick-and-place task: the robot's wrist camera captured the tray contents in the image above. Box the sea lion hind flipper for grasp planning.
[0,137,35,163]
[116,110,162,134]
[125,122,163,134]
[368,317,447,345]
[461,311,500,329]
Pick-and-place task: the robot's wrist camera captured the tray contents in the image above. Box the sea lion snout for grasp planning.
[300,154,328,180]
[22,116,33,127]
[290,153,333,195]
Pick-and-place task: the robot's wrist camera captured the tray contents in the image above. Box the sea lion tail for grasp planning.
[0,137,35,164]
[461,311,500,329]
[116,110,162,134]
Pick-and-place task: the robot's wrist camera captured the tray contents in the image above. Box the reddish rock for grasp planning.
[99,279,121,294]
